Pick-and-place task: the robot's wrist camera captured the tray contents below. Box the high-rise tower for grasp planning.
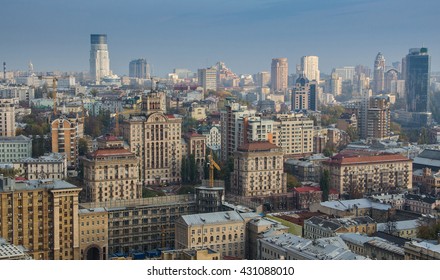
[300,56,320,83]
[271,58,288,93]
[129,58,150,79]
[90,34,110,84]
[404,47,431,126]
[373,52,385,94]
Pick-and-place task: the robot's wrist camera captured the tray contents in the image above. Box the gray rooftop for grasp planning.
[320,198,392,211]
[0,178,79,192]
[262,233,366,260]
[180,211,257,226]
[0,135,31,142]
[377,219,420,231]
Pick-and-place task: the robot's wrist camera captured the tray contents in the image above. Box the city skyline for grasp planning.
[1,0,440,76]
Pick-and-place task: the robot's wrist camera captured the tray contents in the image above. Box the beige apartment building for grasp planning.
[271,58,288,93]
[0,98,15,137]
[231,141,286,197]
[175,211,258,259]
[122,91,182,185]
[272,113,314,157]
[0,175,81,260]
[79,207,108,260]
[82,136,140,202]
[323,153,412,196]
[13,153,66,180]
[51,114,84,168]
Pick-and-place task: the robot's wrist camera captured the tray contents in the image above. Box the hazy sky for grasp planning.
[1,0,439,76]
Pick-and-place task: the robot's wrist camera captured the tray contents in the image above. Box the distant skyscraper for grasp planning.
[129,59,150,79]
[271,58,288,93]
[373,52,386,94]
[333,66,355,82]
[255,71,270,88]
[405,47,430,113]
[90,34,110,84]
[300,56,320,83]
[198,67,217,92]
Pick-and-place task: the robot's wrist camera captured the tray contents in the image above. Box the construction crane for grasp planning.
[114,108,119,136]
[207,150,221,188]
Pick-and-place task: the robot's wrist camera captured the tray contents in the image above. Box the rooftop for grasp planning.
[237,141,280,152]
[326,153,410,165]
[87,148,135,159]
[0,177,79,192]
[180,211,258,226]
[319,198,392,211]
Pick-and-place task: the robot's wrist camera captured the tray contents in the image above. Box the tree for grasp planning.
[320,169,330,201]
[418,127,429,144]
[90,89,98,97]
[417,218,440,240]
[286,174,301,190]
[346,126,359,142]
[78,138,89,156]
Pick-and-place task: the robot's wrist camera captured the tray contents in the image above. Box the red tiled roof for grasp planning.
[294,186,321,193]
[15,176,27,181]
[238,141,280,152]
[326,153,410,165]
[88,148,134,158]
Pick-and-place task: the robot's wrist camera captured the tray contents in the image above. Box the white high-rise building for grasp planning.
[90,34,110,84]
[300,56,320,83]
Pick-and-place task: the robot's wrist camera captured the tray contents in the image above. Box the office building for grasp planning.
[291,74,317,111]
[255,71,270,88]
[0,98,15,137]
[220,101,256,162]
[366,96,391,140]
[330,72,342,96]
[82,135,141,202]
[323,153,412,197]
[373,52,386,94]
[80,195,196,256]
[271,58,288,93]
[231,141,286,197]
[198,67,217,92]
[13,153,67,180]
[0,135,32,164]
[78,208,108,260]
[333,66,355,82]
[129,58,150,79]
[0,175,81,260]
[404,47,431,126]
[122,91,182,185]
[175,211,259,259]
[51,114,83,168]
[90,34,111,84]
[300,55,320,82]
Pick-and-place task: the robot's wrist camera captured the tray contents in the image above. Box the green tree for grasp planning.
[78,138,89,156]
[320,169,330,201]
[346,126,359,142]
[286,174,301,190]
[418,127,429,144]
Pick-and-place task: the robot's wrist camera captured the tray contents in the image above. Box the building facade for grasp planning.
[198,67,217,92]
[404,47,431,126]
[271,58,288,93]
[300,55,320,83]
[122,92,182,185]
[291,74,317,111]
[79,208,108,260]
[323,153,412,197]
[231,142,286,197]
[175,211,258,259]
[129,58,150,79]
[13,153,66,180]
[0,176,81,260]
[90,34,110,84]
[373,52,386,94]
[0,98,15,137]
[51,114,83,168]
[0,135,32,164]
[82,144,141,203]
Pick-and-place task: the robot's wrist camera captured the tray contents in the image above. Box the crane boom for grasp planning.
[208,150,221,188]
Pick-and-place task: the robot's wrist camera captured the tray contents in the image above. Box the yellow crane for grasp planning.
[207,150,221,188]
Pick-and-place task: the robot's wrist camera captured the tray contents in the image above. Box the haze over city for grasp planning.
[1,0,440,75]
